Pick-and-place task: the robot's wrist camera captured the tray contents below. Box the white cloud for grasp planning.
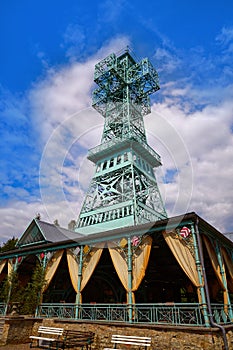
[0,199,79,245]
[154,47,181,74]
[146,95,233,232]
[99,0,126,23]
[62,24,86,59]
[29,36,130,144]
[216,26,233,52]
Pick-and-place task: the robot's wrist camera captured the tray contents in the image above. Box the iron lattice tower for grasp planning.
[76,49,167,234]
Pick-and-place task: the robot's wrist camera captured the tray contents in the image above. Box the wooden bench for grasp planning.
[29,326,64,349]
[56,330,95,349]
[104,334,151,349]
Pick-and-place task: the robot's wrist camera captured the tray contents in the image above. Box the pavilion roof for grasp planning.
[1,212,233,259]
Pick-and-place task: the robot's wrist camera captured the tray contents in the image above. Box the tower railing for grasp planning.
[87,136,161,166]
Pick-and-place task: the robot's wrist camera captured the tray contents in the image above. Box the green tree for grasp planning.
[0,263,46,315]
[0,237,18,253]
[0,269,22,307]
[19,263,46,315]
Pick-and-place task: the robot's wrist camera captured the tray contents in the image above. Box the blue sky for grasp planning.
[1,0,233,242]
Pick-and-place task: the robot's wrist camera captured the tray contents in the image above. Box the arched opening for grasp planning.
[223,256,233,303]
[0,263,8,284]
[17,255,39,288]
[202,241,222,303]
[0,263,8,302]
[82,249,125,303]
[43,252,76,303]
[135,233,197,303]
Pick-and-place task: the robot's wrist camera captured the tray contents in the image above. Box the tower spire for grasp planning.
[76,51,167,234]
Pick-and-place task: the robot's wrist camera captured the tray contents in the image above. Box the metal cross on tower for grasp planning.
[76,49,167,234]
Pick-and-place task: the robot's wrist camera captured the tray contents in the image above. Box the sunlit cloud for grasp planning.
[147,96,233,232]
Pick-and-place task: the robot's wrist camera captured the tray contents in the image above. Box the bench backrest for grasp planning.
[111,334,151,347]
[38,326,64,337]
[63,330,95,346]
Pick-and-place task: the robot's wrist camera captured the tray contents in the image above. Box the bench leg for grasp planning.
[29,339,39,348]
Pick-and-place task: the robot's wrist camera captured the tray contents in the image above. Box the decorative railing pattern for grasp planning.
[35,303,232,326]
[0,303,6,316]
[211,304,232,324]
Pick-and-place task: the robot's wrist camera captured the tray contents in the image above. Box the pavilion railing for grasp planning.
[35,303,231,326]
[0,303,6,316]
[211,304,233,324]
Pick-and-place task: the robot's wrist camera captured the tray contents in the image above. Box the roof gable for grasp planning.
[17,219,83,248]
[17,219,46,247]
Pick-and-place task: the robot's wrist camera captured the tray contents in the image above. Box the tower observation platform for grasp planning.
[76,49,167,234]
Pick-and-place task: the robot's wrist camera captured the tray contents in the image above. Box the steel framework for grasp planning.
[76,49,167,234]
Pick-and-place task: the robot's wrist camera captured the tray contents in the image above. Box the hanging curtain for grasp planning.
[163,231,200,287]
[8,259,13,276]
[109,235,152,303]
[66,249,78,292]
[221,247,233,293]
[43,250,64,292]
[202,235,228,305]
[81,246,103,291]
[0,260,6,283]
[67,246,103,302]
[202,236,225,288]
[0,259,6,274]
[132,235,152,290]
[108,244,128,294]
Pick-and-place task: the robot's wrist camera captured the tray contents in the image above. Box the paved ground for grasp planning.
[0,344,31,349]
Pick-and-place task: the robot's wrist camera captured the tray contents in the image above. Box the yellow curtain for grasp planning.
[0,260,7,283]
[81,246,103,292]
[8,259,13,276]
[202,235,228,305]
[0,259,6,274]
[108,245,128,291]
[66,249,78,292]
[202,236,225,289]
[163,231,200,287]
[221,247,233,293]
[43,250,64,292]
[109,235,152,303]
[67,246,103,302]
[132,236,152,291]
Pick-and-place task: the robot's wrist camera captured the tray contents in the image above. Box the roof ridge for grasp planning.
[36,219,76,233]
